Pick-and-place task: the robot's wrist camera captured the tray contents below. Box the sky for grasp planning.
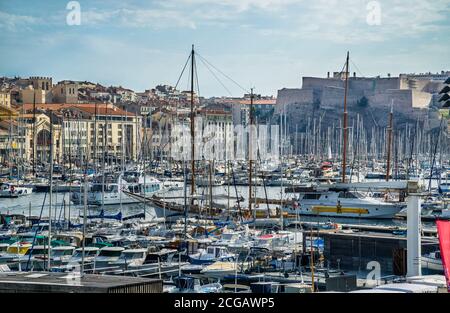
[0,0,449,97]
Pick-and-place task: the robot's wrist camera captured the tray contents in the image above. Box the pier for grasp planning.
[321,231,439,276]
[0,272,163,293]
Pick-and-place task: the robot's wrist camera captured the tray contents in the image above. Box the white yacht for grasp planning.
[50,246,76,266]
[189,246,236,265]
[71,171,169,205]
[109,248,148,269]
[200,259,250,279]
[284,185,405,219]
[0,183,33,198]
[65,247,100,268]
[94,246,125,269]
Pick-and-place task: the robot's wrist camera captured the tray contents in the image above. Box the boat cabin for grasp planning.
[97,246,125,258]
[51,246,75,258]
[72,247,100,258]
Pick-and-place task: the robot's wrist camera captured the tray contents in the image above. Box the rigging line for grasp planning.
[196,52,249,94]
[350,59,365,78]
[338,59,347,76]
[187,59,191,94]
[198,56,233,96]
[174,53,192,90]
[194,53,201,101]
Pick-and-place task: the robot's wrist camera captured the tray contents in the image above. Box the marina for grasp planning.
[0,1,450,299]
[1,73,449,295]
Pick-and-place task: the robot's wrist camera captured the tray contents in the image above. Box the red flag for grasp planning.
[437,220,450,292]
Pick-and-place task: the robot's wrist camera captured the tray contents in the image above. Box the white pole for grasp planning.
[407,193,421,277]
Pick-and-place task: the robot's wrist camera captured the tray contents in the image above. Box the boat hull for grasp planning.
[284,202,404,219]
[421,257,443,273]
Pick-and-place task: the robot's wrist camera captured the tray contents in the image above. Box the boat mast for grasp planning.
[183,159,188,239]
[190,44,196,203]
[386,102,393,181]
[47,117,53,271]
[101,102,107,213]
[209,162,213,215]
[342,52,350,183]
[248,88,254,215]
[94,102,97,173]
[32,92,36,177]
[81,153,88,276]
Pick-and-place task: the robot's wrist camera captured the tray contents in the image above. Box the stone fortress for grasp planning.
[276,71,449,125]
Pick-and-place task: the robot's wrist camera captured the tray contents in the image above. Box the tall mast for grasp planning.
[32,92,36,176]
[386,102,393,181]
[190,44,196,201]
[101,102,107,213]
[342,52,349,183]
[48,116,53,271]
[94,102,97,171]
[248,88,254,214]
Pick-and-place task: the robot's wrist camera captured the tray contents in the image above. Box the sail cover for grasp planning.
[437,220,450,291]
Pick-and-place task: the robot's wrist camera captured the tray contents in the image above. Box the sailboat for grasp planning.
[123,45,229,219]
[71,170,170,205]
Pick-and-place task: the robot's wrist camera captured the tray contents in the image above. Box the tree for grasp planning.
[357,96,369,108]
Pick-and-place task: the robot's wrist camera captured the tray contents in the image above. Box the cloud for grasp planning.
[163,0,303,12]
[81,8,197,29]
[3,0,447,41]
[0,11,41,31]
[255,0,450,43]
[77,0,450,43]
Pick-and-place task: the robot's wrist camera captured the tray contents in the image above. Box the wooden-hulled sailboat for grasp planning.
[124,45,227,219]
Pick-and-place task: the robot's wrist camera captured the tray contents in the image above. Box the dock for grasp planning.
[0,272,163,293]
[290,221,437,236]
[320,231,439,276]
